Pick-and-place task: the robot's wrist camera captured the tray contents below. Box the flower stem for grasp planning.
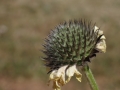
[83,64,99,90]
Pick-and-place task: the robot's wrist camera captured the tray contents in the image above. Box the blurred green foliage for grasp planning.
[0,0,120,90]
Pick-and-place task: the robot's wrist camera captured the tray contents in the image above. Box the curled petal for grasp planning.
[59,75,66,86]
[74,69,82,82]
[49,70,58,80]
[66,65,82,83]
[100,35,106,40]
[94,26,103,37]
[96,39,106,53]
[94,26,106,53]
[48,65,82,90]
[48,65,68,90]
[94,26,99,32]
[53,81,61,90]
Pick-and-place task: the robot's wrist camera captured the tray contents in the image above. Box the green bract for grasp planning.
[43,20,103,73]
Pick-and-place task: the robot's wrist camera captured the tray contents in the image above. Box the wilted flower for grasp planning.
[42,20,106,90]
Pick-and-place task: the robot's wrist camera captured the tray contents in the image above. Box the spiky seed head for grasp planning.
[42,20,106,73]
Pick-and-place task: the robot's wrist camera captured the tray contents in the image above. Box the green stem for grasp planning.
[83,64,99,90]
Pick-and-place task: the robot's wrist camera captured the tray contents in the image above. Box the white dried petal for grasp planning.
[49,70,58,80]
[74,69,82,82]
[48,64,82,90]
[48,65,68,90]
[95,39,106,53]
[98,30,103,35]
[94,26,106,53]
[100,35,106,40]
[53,81,61,90]
[94,26,104,37]
[66,64,82,83]
[94,26,99,32]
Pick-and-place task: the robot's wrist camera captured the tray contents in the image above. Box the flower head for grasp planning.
[42,20,106,90]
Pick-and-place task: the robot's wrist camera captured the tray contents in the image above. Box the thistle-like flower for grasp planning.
[42,20,106,90]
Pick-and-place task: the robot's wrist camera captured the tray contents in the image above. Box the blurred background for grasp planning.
[0,0,120,90]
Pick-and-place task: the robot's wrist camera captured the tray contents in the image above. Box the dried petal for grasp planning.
[48,65,68,90]
[53,81,61,90]
[96,39,106,53]
[74,69,82,82]
[66,65,82,83]
[94,26,106,53]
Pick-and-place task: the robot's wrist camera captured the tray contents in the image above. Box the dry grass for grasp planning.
[0,0,120,90]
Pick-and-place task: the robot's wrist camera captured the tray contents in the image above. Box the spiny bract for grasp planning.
[43,20,103,73]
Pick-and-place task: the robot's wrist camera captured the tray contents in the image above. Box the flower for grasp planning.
[42,20,106,90]
[48,64,82,90]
